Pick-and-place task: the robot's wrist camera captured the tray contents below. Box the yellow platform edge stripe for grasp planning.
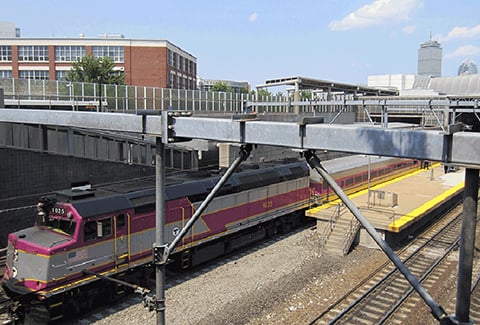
[388,181,464,232]
[306,165,434,216]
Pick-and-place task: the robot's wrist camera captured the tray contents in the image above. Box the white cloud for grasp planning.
[248,12,258,23]
[444,45,480,59]
[435,25,480,42]
[328,0,423,31]
[403,25,416,34]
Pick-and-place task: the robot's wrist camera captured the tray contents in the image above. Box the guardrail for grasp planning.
[0,78,297,113]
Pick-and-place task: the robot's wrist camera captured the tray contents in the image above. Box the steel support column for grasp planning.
[155,137,166,325]
[149,144,252,323]
[454,168,479,324]
[304,150,448,321]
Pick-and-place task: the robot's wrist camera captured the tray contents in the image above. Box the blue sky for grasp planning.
[2,0,480,89]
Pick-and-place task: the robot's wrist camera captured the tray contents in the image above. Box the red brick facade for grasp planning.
[0,38,196,89]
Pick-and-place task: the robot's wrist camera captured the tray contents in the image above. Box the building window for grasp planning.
[169,50,174,66]
[191,62,196,75]
[19,70,49,80]
[181,56,185,71]
[18,45,49,61]
[55,45,86,62]
[0,46,12,61]
[56,70,67,80]
[169,71,175,88]
[0,70,12,78]
[92,46,124,63]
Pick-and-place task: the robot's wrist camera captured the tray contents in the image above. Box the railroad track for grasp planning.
[311,209,464,324]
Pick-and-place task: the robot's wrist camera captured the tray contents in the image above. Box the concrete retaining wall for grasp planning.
[0,148,155,246]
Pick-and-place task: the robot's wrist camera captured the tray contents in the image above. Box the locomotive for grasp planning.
[1,160,312,323]
[1,155,419,323]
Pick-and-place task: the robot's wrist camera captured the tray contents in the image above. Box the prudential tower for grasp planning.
[417,38,442,77]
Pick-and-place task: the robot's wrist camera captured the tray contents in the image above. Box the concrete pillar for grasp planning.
[293,81,300,115]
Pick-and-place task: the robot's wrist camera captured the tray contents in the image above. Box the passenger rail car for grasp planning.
[2,161,311,322]
[310,155,419,204]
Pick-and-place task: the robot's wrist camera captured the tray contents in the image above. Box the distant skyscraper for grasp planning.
[458,59,478,75]
[417,39,442,77]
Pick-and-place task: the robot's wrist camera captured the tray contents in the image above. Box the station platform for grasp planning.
[306,164,465,250]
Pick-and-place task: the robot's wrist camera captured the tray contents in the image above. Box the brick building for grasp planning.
[0,29,197,89]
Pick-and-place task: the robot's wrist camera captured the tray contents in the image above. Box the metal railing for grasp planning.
[319,203,344,249]
[3,77,477,128]
[343,217,360,256]
[0,78,318,114]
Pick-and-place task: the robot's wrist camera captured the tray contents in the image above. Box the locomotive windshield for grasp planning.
[40,216,77,237]
[36,202,77,237]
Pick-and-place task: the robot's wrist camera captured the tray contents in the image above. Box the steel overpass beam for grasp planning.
[1,109,480,167]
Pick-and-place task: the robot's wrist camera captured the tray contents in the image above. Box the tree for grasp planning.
[300,90,312,99]
[209,81,232,93]
[256,88,271,97]
[66,54,124,85]
[66,55,124,110]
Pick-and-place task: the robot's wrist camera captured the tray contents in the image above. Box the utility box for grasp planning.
[369,190,398,208]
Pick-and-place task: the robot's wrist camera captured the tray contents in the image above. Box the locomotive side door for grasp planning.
[114,213,130,267]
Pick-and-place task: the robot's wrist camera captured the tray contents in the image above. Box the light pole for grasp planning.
[367,155,371,208]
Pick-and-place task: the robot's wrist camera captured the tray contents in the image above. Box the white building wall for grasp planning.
[367,74,416,91]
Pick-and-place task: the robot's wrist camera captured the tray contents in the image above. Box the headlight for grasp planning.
[12,267,17,278]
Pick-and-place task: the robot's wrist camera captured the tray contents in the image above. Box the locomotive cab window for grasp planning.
[84,217,112,241]
[84,221,97,241]
[97,217,112,238]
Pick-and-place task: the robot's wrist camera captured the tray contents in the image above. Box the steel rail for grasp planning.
[325,213,461,324]
[379,236,461,323]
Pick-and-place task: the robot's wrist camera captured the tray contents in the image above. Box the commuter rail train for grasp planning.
[310,155,420,204]
[1,155,419,323]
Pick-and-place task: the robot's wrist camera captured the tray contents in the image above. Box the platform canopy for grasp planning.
[257,76,398,97]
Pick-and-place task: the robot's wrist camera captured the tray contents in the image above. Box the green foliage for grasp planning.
[66,55,124,85]
[256,88,272,97]
[300,90,312,99]
[209,81,233,92]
